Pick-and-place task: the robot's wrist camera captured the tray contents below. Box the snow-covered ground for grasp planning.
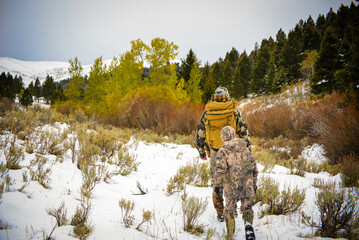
[0,122,345,240]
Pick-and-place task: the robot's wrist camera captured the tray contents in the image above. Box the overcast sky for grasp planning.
[0,0,355,65]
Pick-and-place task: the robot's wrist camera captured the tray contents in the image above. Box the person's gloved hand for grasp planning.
[214,186,222,197]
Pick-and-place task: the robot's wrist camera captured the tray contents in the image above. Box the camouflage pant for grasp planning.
[209,149,224,216]
[224,178,254,224]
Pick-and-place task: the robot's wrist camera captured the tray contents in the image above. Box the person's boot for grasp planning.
[245,223,256,240]
[213,191,224,222]
[225,216,235,240]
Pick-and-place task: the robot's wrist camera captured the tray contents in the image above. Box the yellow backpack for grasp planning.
[205,97,237,150]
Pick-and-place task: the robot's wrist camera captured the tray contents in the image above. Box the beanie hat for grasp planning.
[215,87,230,98]
[221,126,236,141]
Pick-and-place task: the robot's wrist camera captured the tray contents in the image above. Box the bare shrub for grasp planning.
[63,133,78,163]
[182,196,208,235]
[136,210,153,231]
[119,198,135,228]
[117,87,203,135]
[3,136,24,169]
[0,97,16,116]
[81,165,100,199]
[35,130,64,156]
[0,167,13,198]
[132,181,148,195]
[47,201,68,226]
[339,152,359,187]
[310,93,359,165]
[71,198,94,240]
[29,154,52,189]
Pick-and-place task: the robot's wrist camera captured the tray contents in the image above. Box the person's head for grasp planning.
[221,126,236,142]
[215,87,230,98]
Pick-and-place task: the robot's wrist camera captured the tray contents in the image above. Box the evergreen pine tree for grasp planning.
[282,24,303,84]
[202,63,216,102]
[311,26,341,95]
[265,55,276,93]
[28,81,35,96]
[303,16,321,51]
[180,49,200,83]
[233,51,251,98]
[42,75,56,104]
[19,87,33,107]
[34,78,42,102]
[0,72,6,97]
[224,47,239,69]
[51,85,66,105]
[316,14,327,36]
[5,73,15,100]
[13,76,24,95]
[222,59,233,92]
[211,62,223,88]
[250,39,271,94]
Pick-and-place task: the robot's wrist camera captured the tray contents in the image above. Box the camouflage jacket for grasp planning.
[214,138,258,189]
[195,104,251,158]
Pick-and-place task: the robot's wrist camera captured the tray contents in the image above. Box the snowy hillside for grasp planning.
[0,119,346,240]
[0,57,112,87]
[0,57,179,87]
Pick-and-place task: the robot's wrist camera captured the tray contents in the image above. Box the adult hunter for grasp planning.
[195,87,252,222]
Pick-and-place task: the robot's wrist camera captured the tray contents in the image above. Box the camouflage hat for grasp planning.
[215,87,230,98]
[221,126,236,141]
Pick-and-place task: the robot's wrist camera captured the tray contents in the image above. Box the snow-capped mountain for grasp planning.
[0,57,180,87]
[0,57,112,87]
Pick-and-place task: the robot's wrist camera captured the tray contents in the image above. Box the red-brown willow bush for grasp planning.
[241,92,359,170]
[117,86,204,135]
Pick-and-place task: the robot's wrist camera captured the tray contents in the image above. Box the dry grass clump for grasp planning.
[182,196,208,235]
[47,201,68,227]
[29,154,52,189]
[3,136,24,170]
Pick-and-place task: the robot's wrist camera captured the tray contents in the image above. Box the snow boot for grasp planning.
[245,223,256,240]
[225,217,235,240]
